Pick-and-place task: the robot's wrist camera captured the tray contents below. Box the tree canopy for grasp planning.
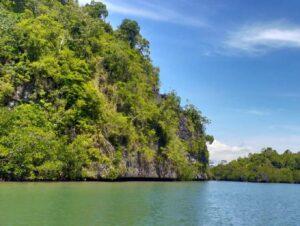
[211,148,300,183]
[84,0,108,19]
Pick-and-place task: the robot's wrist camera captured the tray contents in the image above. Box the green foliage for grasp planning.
[118,19,140,48]
[211,148,300,183]
[0,105,64,180]
[84,0,108,19]
[117,19,150,56]
[0,0,211,181]
[63,135,100,180]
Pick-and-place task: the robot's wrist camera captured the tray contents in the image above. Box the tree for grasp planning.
[118,19,141,48]
[184,104,208,135]
[12,0,26,12]
[84,1,108,19]
[116,19,150,57]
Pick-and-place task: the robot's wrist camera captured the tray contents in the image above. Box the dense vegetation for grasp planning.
[211,148,300,183]
[0,0,213,181]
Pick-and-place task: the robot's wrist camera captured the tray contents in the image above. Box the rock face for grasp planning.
[178,116,192,140]
[122,152,177,179]
[60,0,68,5]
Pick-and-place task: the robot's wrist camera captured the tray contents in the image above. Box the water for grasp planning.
[0,181,299,226]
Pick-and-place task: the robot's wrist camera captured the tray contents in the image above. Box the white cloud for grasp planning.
[209,135,300,164]
[225,22,300,54]
[79,0,207,28]
[208,140,252,162]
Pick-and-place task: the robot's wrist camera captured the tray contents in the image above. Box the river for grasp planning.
[0,181,299,225]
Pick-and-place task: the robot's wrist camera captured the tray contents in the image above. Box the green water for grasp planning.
[0,181,299,226]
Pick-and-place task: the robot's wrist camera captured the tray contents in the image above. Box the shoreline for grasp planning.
[0,177,206,183]
[0,179,299,184]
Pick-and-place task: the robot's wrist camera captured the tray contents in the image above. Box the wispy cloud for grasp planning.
[234,108,270,116]
[245,109,269,116]
[274,92,300,98]
[225,22,300,54]
[208,139,252,162]
[102,0,207,28]
[269,124,300,133]
[245,135,300,152]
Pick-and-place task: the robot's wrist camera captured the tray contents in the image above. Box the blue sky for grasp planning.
[79,0,300,161]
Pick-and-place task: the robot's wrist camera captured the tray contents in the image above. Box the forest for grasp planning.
[211,148,300,183]
[0,0,213,181]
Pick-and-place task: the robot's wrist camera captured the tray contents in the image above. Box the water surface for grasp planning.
[0,181,299,226]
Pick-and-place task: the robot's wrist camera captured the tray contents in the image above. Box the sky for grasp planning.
[79,0,300,162]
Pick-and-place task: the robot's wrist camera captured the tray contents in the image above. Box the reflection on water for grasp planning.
[0,181,299,226]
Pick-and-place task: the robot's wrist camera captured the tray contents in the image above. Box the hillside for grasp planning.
[211,148,300,183]
[0,0,213,181]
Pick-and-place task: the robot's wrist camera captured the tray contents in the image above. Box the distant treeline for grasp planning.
[211,148,300,183]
